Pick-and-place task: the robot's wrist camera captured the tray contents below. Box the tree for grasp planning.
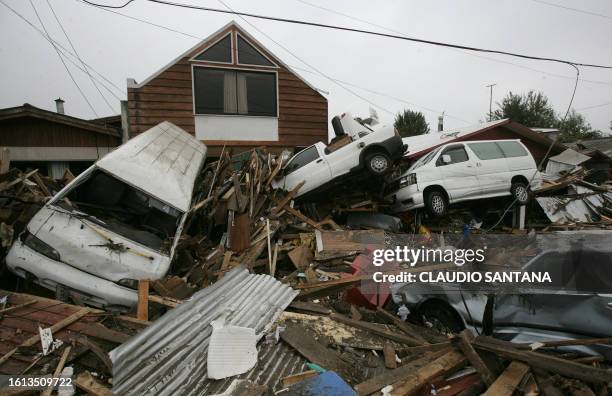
[492,91,557,128]
[556,110,601,142]
[394,109,430,137]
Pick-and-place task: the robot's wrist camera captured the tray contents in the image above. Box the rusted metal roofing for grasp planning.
[109,267,298,396]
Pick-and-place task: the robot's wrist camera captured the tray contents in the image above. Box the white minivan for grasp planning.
[6,122,206,310]
[387,139,541,216]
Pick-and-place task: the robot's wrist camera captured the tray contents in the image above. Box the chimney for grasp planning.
[54,98,65,114]
[437,114,444,132]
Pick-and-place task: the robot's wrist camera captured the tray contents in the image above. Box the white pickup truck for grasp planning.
[272,112,406,198]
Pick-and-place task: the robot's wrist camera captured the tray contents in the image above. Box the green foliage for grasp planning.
[394,109,430,137]
[556,110,601,141]
[493,90,600,142]
[492,91,556,128]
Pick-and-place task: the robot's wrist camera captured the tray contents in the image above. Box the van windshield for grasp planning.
[55,169,182,253]
[410,147,440,170]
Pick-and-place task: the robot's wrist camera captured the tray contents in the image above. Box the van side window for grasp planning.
[285,146,319,175]
[497,141,528,158]
[437,145,469,166]
[467,142,505,160]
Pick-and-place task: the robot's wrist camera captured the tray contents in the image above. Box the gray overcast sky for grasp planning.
[1,0,611,134]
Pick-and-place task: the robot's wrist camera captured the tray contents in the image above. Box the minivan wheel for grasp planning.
[425,190,448,217]
[511,182,530,205]
[365,152,391,175]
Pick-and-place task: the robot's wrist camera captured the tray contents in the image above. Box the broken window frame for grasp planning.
[48,166,186,255]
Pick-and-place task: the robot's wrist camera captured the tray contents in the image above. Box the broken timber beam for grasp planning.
[271,180,304,215]
[137,279,149,321]
[387,349,467,396]
[330,313,423,347]
[473,336,612,384]
[456,330,496,386]
[483,361,530,396]
[0,307,89,367]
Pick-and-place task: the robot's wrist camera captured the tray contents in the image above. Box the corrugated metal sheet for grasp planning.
[109,267,298,396]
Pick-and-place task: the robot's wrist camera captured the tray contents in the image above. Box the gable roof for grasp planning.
[402,119,566,159]
[0,103,120,137]
[127,20,325,99]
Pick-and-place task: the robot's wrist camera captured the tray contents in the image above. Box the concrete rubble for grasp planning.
[0,122,611,395]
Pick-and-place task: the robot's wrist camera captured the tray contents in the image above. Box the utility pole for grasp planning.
[486,83,496,121]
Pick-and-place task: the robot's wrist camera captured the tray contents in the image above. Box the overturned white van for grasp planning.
[6,122,206,310]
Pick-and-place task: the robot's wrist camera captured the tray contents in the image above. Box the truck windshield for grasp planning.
[55,169,182,253]
[410,147,441,170]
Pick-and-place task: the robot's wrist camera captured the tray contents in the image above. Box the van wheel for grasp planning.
[365,152,391,175]
[511,182,530,205]
[425,190,448,217]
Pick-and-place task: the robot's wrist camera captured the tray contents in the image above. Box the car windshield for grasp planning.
[409,147,440,170]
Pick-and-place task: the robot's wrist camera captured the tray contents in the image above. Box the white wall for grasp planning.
[194,115,278,141]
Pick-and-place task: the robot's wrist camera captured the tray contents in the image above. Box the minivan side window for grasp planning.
[285,146,319,175]
[467,142,505,160]
[437,145,469,166]
[497,141,528,158]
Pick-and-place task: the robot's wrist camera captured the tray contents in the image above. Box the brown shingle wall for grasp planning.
[128,56,328,147]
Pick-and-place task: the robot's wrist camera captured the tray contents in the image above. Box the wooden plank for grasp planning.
[0,307,89,367]
[280,370,319,387]
[473,336,612,384]
[280,324,357,383]
[383,342,397,369]
[483,361,530,396]
[287,245,313,271]
[74,371,112,396]
[315,230,386,252]
[230,213,251,253]
[376,307,431,345]
[330,313,423,347]
[137,279,149,321]
[0,300,36,314]
[288,301,331,315]
[389,349,467,396]
[41,345,71,396]
[456,330,496,386]
[354,348,452,395]
[271,181,304,215]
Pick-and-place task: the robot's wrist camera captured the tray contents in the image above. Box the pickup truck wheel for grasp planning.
[365,152,391,175]
[425,190,448,217]
[511,182,530,205]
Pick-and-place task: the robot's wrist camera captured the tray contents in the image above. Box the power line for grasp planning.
[530,0,612,20]
[296,0,612,88]
[1,0,124,101]
[77,0,469,122]
[84,0,612,69]
[576,101,612,111]
[28,0,99,116]
[46,0,116,113]
[81,0,135,9]
[215,0,394,116]
[287,64,473,124]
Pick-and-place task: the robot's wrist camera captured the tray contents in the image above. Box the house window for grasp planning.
[193,67,277,117]
[193,34,232,63]
[237,35,274,66]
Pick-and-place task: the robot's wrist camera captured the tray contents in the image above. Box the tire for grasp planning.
[511,181,530,205]
[365,151,391,175]
[425,190,448,217]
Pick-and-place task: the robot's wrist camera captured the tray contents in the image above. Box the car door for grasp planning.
[435,144,480,202]
[327,134,362,178]
[497,141,538,180]
[466,142,510,195]
[282,144,332,195]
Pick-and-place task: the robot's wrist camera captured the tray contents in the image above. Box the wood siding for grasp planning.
[0,118,120,148]
[127,25,328,148]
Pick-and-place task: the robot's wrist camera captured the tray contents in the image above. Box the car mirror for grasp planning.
[441,154,451,164]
